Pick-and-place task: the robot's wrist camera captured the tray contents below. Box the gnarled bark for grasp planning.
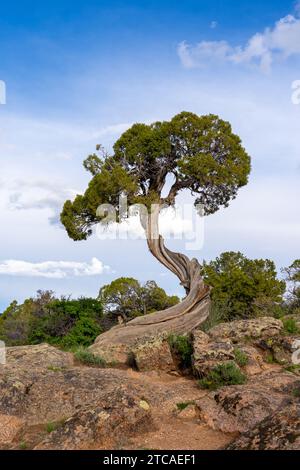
[89,205,210,363]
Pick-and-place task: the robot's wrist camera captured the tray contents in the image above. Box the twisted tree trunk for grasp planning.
[89,204,210,362]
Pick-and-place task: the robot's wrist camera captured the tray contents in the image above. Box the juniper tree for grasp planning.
[61,112,251,340]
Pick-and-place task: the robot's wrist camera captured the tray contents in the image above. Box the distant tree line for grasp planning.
[0,252,299,348]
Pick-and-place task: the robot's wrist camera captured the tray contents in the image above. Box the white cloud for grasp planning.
[178,7,300,72]
[178,40,232,68]
[0,257,110,279]
[4,180,79,225]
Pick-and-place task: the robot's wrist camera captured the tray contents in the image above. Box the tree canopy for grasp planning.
[99,277,179,322]
[283,259,300,311]
[61,112,251,240]
[0,291,103,347]
[202,252,286,321]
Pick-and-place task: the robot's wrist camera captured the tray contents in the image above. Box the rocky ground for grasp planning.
[0,317,300,450]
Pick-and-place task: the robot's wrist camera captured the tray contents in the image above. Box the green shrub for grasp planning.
[47,365,64,372]
[198,362,246,390]
[285,364,300,374]
[292,387,300,398]
[234,348,248,367]
[176,401,194,411]
[168,334,193,368]
[201,302,225,332]
[202,252,286,321]
[74,347,106,367]
[46,422,57,433]
[265,353,276,364]
[45,419,66,434]
[0,292,104,347]
[282,318,300,335]
[29,297,103,347]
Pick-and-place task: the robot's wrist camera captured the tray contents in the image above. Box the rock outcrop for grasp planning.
[1,315,300,450]
[195,370,299,433]
[208,317,283,342]
[228,403,300,450]
[192,318,280,378]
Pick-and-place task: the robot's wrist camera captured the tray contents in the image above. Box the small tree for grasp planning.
[283,260,300,312]
[99,277,143,322]
[61,112,251,339]
[99,277,179,322]
[202,251,286,321]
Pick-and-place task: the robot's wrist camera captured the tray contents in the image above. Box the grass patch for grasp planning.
[176,401,194,411]
[285,364,300,374]
[292,387,300,398]
[168,334,193,368]
[74,347,106,367]
[234,348,248,367]
[45,422,58,434]
[45,418,66,434]
[282,318,300,335]
[19,441,27,450]
[47,365,64,372]
[265,353,277,364]
[198,362,246,390]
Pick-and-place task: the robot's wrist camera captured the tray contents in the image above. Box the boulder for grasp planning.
[209,317,283,343]
[193,338,235,377]
[257,335,300,365]
[132,334,175,372]
[195,370,298,434]
[0,414,24,446]
[0,343,201,449]
[235,344,265,376]
[35,387,152,450]
[5,343,74,370]
[228,403,300,450]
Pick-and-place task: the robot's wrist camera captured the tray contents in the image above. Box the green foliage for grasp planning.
[99,277,179,322]
[201,302,227,332]
[0,291,103,347]
[45,422,57,434]
[0,298,37,345]
[74,347,106,367]
[285,364,300,374]
[265,353,277,364]
[28,297,103,347]
[45,419,66,434]
[176,401,194,411]
[168,334,193,368]
[198,362,246,390]
[202,252,286,321]
[282,317,300,335]
[61,112,251,240]
[283,260,300,313]
[234,348,249,367]
[0,277,179,347]
[292,386,300,398]
[47,366,64,372]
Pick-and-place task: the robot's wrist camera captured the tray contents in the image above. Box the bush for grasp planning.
[99,277,179,322]
[74,347,106,367]
[202,252,286,321]
[201,302,228,332]
[168,334,193,368]
[198,362,246,390]
[282,317,300,335]
[0,293,104,348]
[176,401,194,411]
[234,348,249,367]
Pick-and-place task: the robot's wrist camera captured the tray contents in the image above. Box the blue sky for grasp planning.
[0,0,300,311]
